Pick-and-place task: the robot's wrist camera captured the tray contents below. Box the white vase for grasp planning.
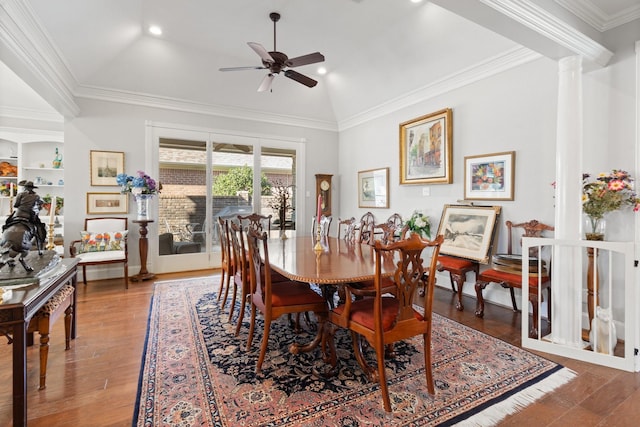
[134,194,153,220]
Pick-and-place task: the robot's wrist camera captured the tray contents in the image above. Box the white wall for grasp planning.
[337,50,638,310]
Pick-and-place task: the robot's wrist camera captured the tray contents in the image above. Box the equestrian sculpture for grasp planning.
[0,180,46,272]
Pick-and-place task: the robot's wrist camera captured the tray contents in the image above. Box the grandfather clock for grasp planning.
[315,174,333,217]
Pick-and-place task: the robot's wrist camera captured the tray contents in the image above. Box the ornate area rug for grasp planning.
[133,277,576,426]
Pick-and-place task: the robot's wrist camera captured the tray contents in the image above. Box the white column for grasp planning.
[634,40,640,371]
[552,55,583,346]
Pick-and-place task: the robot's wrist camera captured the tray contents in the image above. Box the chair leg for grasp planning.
[256,316,272,374]
[508,286,519,312]
[474,280,489,317]
[376,340,392,412]
[228,281,238,322]
[235,289,249,337]
[451,272,466,311]
[217,269,227,302]
[82,265,87,285]
[246,303,257,351]
[423,332,435,395]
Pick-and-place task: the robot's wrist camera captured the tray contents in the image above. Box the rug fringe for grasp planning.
[455,367,577,426]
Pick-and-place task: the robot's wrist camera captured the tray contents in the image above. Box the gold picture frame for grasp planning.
[90,150,124,186]
[464,151,515,201]
[399,108,453,185]
[435,204,501,264]
[358,167,389,208]
[87,192,128,214]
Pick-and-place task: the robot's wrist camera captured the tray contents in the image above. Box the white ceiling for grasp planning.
[1,0,639,129]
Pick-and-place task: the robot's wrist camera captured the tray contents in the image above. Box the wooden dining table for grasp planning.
[264,234,396,372]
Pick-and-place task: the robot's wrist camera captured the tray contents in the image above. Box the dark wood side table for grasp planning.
[0,257,79,427]
[131,220,156,282]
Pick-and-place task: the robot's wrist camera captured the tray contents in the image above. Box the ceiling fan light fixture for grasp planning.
[219,12,325,91]
[317,67,327,75]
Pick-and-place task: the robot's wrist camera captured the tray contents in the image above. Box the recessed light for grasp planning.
[317,67,327,75]
[149,25,163,36]
[410,0,423,3]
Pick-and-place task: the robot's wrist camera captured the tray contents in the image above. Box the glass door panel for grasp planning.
[260,147,296,233]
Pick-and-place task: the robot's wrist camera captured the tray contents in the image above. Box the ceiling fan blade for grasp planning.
[258,74,275,92]
[248,42,275,64]
[284,70,317,88]
[286,52,325,68]
[219,66,266,71]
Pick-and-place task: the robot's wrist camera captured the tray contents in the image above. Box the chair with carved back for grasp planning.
[358,211,376,245]
[475,219,554,337]
[69,217,129,288]
[337,217,357,243]
[245,228,329,373]
[326,233,444,412]
[237,213,272,234]
[216,217,235,309]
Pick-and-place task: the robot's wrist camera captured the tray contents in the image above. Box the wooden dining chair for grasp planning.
[227,220,248,327]
[337,217,357,243]
[327,233,444,412]
[245,228,329,373]
[358,211,376,244]
[238,213,272,234]
[475,220,554,337]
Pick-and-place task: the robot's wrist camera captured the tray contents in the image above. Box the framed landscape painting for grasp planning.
[87,192,128,214]
[358,167,389,208]
[464,151,515,201]
[399,108,453,185]
[90,150,124,186]
[436,204,501,264]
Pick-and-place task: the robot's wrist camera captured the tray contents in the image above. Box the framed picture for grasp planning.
[87,192,128,214]
[90,150,124,186]
[399,108,452,185]
[436,204,501,264]
[464,151,515,201]
[358,167,389,208]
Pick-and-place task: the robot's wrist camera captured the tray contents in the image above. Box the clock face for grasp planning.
[320,180,330,191]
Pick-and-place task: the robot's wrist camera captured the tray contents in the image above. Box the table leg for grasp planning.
[12,321,27,427]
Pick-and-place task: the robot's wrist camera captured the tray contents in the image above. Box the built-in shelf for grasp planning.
[23,167,64,171]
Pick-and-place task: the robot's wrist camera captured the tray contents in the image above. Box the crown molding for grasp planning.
[555,0,640,32]
[338,47,541,131]
[0,0,79,117]
[479,0,612,66]
[74,85,339,132]
[0,105,62,122]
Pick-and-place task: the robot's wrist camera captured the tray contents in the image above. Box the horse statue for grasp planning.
[0,181,47,272]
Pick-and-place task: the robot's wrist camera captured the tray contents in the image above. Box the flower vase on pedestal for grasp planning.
[584,214,605,241]
[134,194,153,221]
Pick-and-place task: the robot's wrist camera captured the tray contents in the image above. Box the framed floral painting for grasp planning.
[464,151,515,201]
[399,108,453,185]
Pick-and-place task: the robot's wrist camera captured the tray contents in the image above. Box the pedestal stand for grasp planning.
[131,219,156,282]
[582,246,599,341]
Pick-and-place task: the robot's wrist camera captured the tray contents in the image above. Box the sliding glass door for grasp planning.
[149,124,304,274]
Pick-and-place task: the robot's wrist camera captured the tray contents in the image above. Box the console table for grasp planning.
[0,257,79,427]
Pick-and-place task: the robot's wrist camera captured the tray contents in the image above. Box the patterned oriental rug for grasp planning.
[133,277,576,426]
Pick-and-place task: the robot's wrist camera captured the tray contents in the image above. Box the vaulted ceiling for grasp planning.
[1,0,639,130]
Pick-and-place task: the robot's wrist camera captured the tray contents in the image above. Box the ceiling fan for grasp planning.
[219,12,325,92]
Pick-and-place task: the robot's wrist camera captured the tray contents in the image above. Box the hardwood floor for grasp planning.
[1,271,639,426]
